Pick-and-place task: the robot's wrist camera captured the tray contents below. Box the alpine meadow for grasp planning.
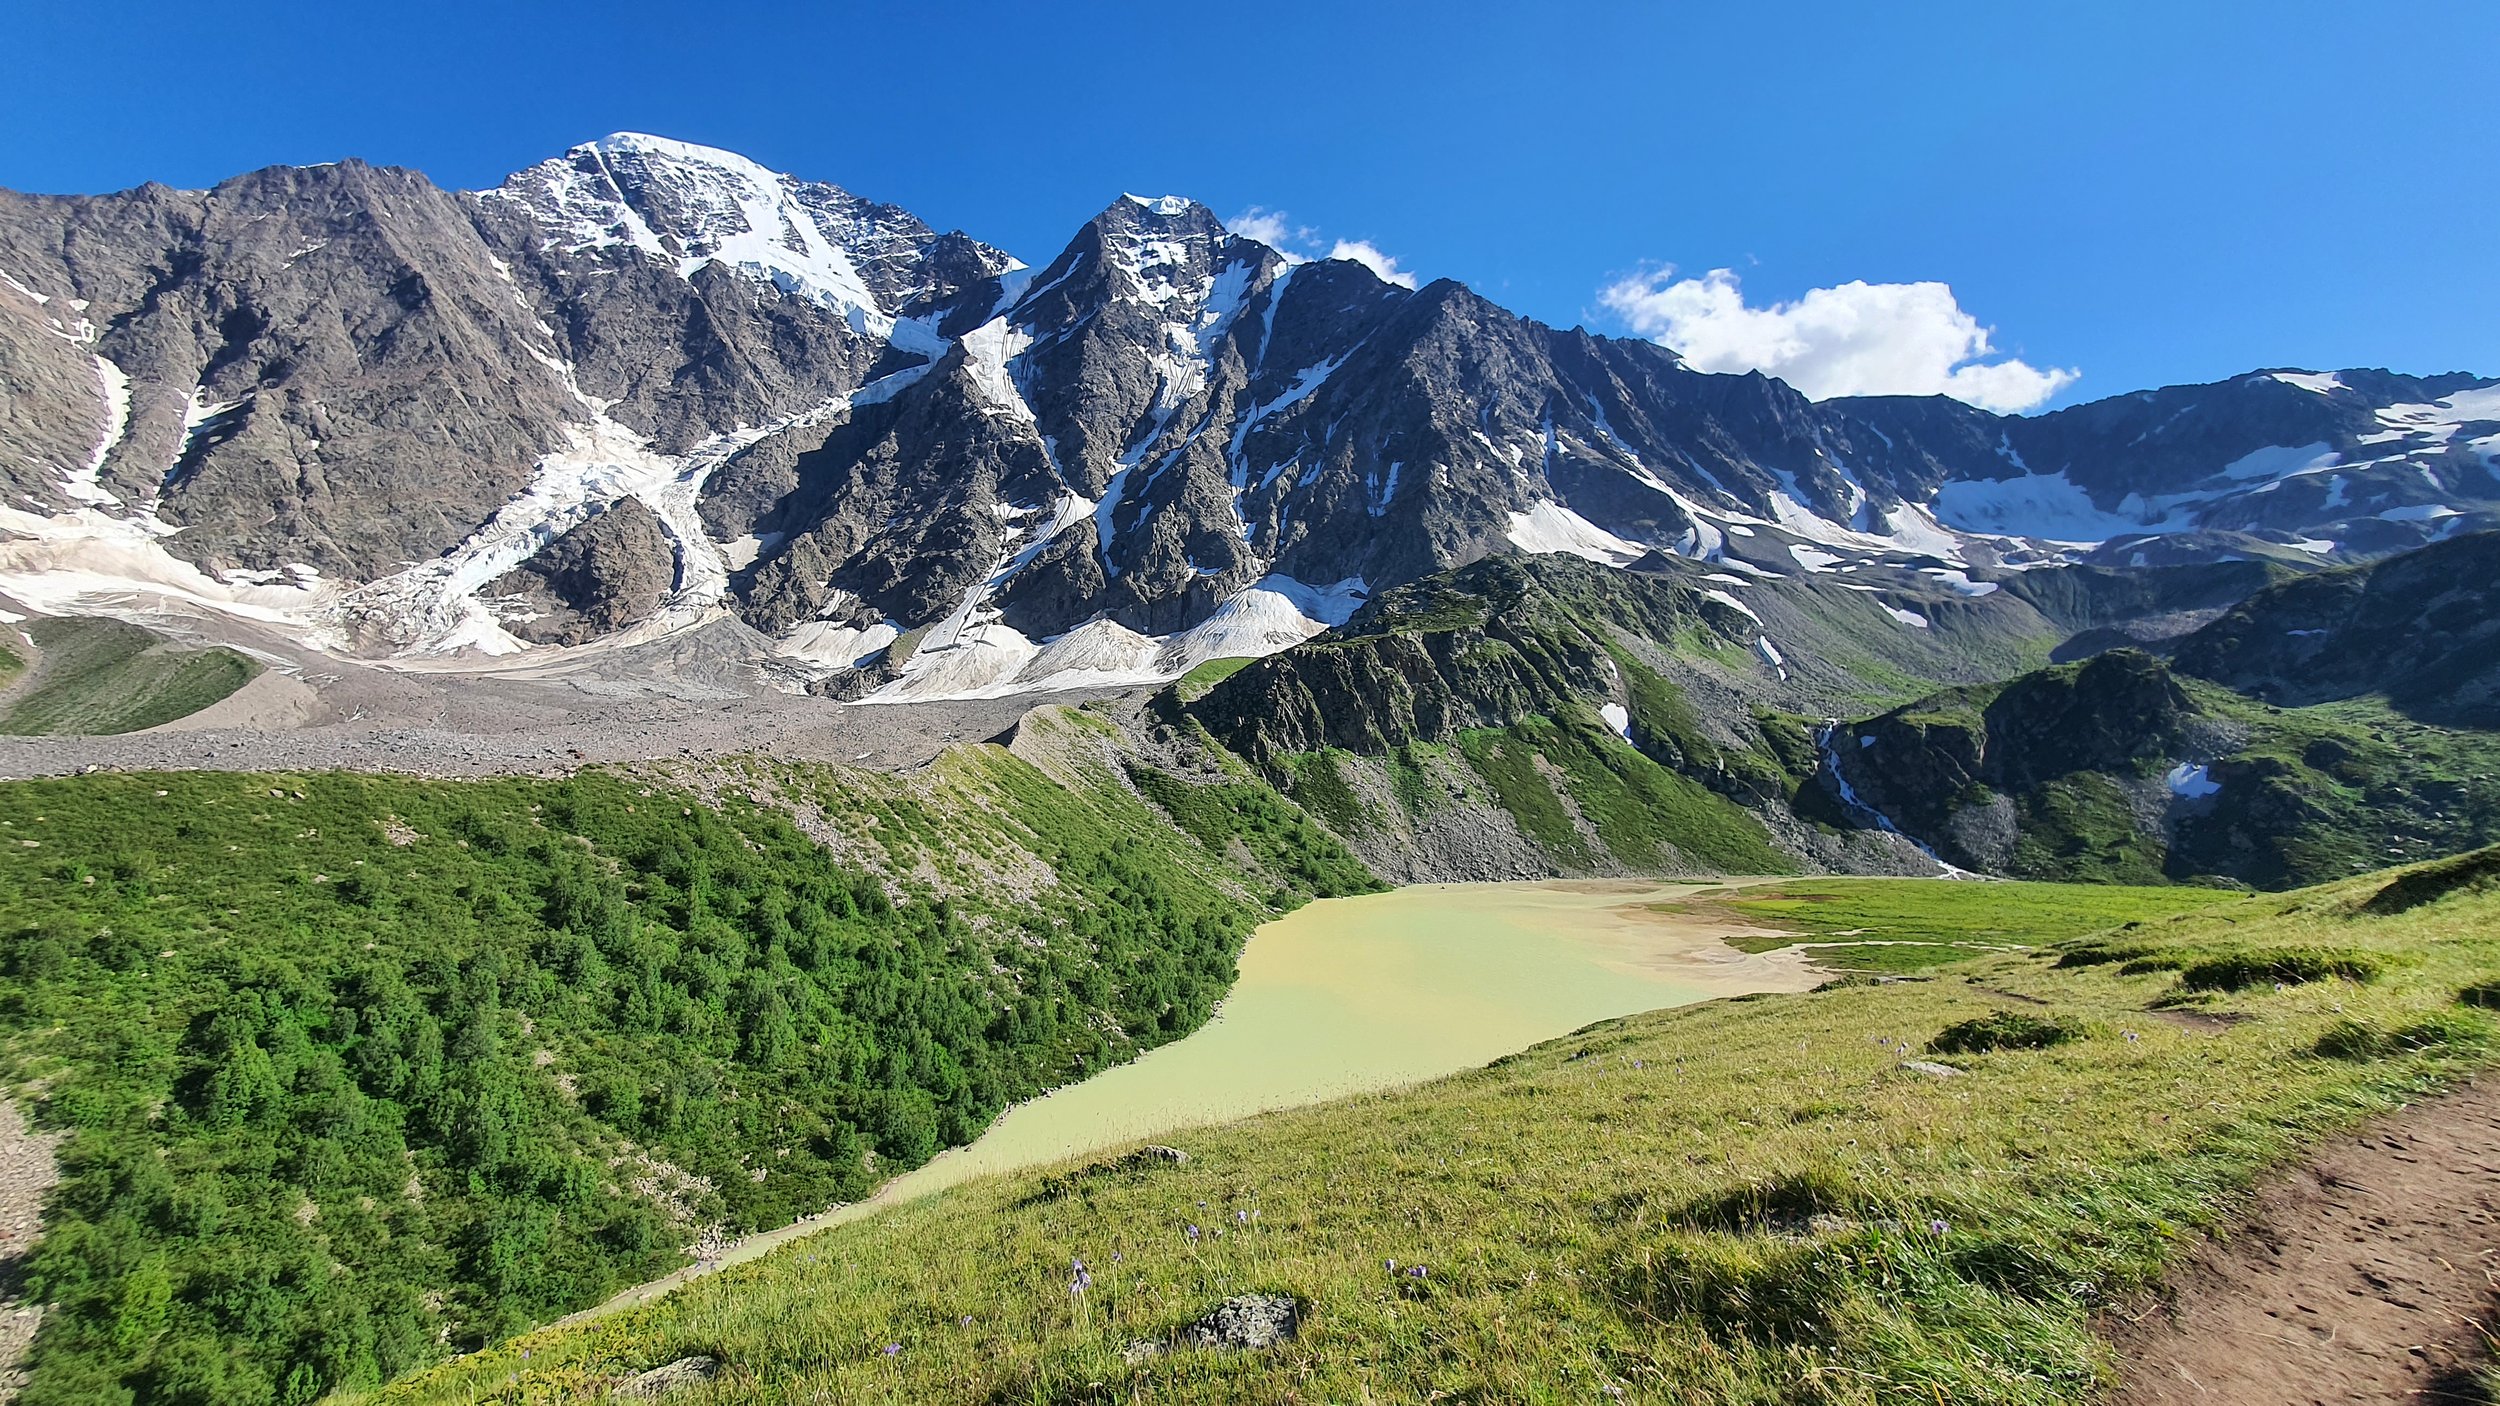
[0,6,2495,1404]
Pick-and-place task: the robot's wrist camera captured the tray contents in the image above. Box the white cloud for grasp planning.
[1325,239,1418,289]
[1226,208,1419,288]
[1598,266,2078,414]
[1225,207,1311,259]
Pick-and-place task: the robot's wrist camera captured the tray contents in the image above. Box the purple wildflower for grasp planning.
[1386,1258,1398,1271]
[1928,1218,1950,1236]
[1185,1223,1200,1243]
[958,1315,974,1328]
[1407,1265,1429,1279]
[1236,1210,1249,1224]
[881,1343,901,1357]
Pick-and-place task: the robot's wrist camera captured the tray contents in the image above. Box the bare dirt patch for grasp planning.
[2106,1080,2500,1404]
[0,1100,64,1403]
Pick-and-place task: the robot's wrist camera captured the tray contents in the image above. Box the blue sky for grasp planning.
[8,0,2492,410]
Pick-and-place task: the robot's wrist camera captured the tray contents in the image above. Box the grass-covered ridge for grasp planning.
[0,734,1373,1405]
[1836,650,2500,888]
[0,617,262,735]
[377,855,2500,1404]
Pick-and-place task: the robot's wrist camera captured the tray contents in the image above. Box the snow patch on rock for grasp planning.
[2166,762,2222,799]
[1506,502,1646,566]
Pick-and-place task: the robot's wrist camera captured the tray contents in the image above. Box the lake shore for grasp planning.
[561,877,1819,1324]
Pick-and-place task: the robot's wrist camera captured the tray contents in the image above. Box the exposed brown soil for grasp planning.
[2106,1080,2500,1405]
[0,1100,62,1403]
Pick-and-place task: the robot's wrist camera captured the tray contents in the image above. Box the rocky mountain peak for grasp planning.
[481,133,1015,349]
[0,139,2490,706]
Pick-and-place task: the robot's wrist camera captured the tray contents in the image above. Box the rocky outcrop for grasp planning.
[611,1356,720,1398]
[486,499,678,644]
[2169,530,2500,727]
[1187,555,1729,765]
[1828,650,2231,874]
[1124,1293,1303,1363]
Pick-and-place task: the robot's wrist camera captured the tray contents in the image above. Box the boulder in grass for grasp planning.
[1125,1293,1302,1364]
[613,1356,721,1398]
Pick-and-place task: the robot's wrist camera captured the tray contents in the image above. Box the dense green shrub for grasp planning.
[1927,1012,2086,1055]
[0,760,1353,1405]
[2314,1011,2489,1060]
[2177,946,2382,992]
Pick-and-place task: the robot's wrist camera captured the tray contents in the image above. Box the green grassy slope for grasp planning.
[0,617,261,735]
[376,853,2500,1405]
[0,738,1372,1405]
[1179,554,2064,878]
[1835,651,2500,888]
[1168,657,1253,703]
[1701,878,2237,973]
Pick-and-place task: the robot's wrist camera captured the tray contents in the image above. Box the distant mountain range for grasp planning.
[1,133,2491,699]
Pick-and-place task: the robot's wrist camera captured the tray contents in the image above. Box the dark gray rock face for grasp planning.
[486,498,677,644]
[0,162,587,576]
[2169,529,2500,728]
[0,134,1013,588]
[472,133,1018,452]
[713,192,1966,651]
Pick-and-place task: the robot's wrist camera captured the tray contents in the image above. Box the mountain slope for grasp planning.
[2169,529,2500,727]
[1175,552,2097,880]
[0,136,2487,699]
[0,713,1374,1403]
[1826,649,2500,886]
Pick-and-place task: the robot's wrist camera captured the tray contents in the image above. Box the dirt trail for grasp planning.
[2107,1081,2500,1405]
[0,1100,62,1404]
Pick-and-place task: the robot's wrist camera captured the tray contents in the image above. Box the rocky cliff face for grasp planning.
[1820,629,2500,888]
[0,135,2488,697]
[2169,530,2500,728]
[485,498,677,645]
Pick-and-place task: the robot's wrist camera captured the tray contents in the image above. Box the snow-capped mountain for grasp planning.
[0,136,2490,699]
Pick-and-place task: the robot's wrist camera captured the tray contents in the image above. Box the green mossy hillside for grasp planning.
[1451,713,1796,875]
[2170,528,2500,728]
[0,617,261,735]
[1834,650,2500,888]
